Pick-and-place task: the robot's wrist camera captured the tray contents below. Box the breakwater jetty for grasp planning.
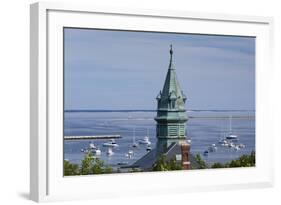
[64,135,121,140]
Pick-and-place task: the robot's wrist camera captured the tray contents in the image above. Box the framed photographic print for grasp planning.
[30,2,274,202]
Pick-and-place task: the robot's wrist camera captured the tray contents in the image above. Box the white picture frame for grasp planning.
[30,2,274,202]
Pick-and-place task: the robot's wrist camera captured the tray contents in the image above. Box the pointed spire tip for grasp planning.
[170,44,173,55]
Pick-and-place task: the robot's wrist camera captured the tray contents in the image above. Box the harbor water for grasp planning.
[64,110,255,167]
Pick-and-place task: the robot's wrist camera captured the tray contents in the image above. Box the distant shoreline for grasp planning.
[189,116,255,119]
[65,109,255,113]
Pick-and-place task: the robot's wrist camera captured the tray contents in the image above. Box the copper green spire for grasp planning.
[154,45,188,139]
[160,45,185,111]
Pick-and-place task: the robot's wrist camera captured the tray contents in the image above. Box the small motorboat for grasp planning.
[187,139,192,144]
[89,142,96,149]
[103,139,119,147]
[238,143,246,148]
[208,144,217,152]
[203,150,209,156]
[219,139,229,147]
[92,147,101,156]
[228,142,235,148]
[81,148,89,153]
[234,145,240,151]
[146,145,152,152]
[138,136,151,145]
[226,134,238,141]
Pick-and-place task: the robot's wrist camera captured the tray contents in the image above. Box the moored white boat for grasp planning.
[146,145,152,152]
[138,136,151,145]
[226,134,238,140]
[228,142,235,148]
[226,116,239,141]
[103,139,119,147]
[92,147,101,156]
[238,143,246,148]
[138,129,151,145]
[234,145,240,151]
[126,149,134,159]
[106,147,114,156]
[89,142,96,149]
[208,144,217,152]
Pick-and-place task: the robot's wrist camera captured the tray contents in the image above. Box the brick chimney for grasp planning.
[181,142,191,170]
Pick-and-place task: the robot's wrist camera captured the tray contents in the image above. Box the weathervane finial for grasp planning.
[168,44,174,70]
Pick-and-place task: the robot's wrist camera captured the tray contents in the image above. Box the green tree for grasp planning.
[211,151,255,169]
[153,155,182,171]
[91,158,104,174]
[80,152,113,175]
[169,158,182,170]
[153,155,169,171]
[194,154,208,169]
[211,162,225,169]
[64,160,79,176]
[80,152,94,175]
[104,165,113,174]
[228,151,255,167]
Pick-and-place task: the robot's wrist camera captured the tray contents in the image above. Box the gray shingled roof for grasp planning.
[124,142,199,171]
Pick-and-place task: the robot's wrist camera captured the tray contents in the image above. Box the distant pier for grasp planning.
[64,135,121,140]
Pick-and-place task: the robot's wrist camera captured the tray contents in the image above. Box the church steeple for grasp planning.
[155,46,188,139]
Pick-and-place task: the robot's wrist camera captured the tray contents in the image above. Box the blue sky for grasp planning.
[64,28,255,110]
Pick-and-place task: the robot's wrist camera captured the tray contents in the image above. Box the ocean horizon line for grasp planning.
[64,109,255,113]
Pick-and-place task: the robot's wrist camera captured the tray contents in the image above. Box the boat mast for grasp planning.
[229,116,232,133]
[133,127,135,143]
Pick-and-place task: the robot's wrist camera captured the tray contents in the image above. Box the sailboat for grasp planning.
[138,128,151,145]
[106,147,114,156]
[126,149,134,159]
[132,128,139,148]
[226,116,238,141]
[218,124,228,146]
